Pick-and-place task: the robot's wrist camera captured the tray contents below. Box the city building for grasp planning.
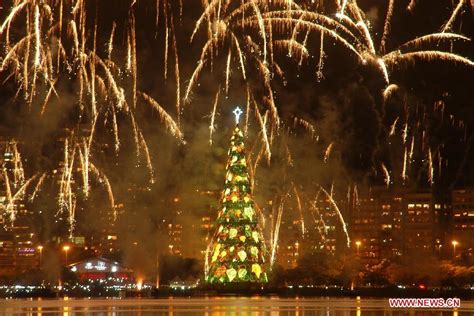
[277,220,301,269]
[351,187,439,265]
[271,191,350,270]
[351,196,381,264]
[403,192,437,254]
[0,140,39,275]
[452,189,474,257]
[275,201,301,269]
[167,221,183,256]
[200,215,213,257]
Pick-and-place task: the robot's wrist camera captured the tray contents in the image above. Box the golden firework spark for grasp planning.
[381,163,391,187]
[324,142,334,163]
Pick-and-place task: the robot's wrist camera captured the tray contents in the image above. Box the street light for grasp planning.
[355,241,361,256]
[451,240,458,258]
[63,245,70,265]
[37,245,43,268]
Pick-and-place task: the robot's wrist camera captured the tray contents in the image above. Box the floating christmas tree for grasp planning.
[206,107,268,284]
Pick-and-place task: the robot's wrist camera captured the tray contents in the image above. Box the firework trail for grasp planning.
[292,184,305,237]
[352,183,359,209]
[284,138,294,166]
[90,163,116,220]
[3,173,38,225]
[381,163,391,187]
[377,58,390,84]
[5,142,26,188]
[140,92,185,143]
[0,142,45,225]
[380,0,395,54]
[402,123,408,144]
[442,0,466,32]
[438,150,442,179]
[225,49,232,95]
[30,172,47,202]
[384,84,399,102]
[384,51,474,68]
[129,11,138,110]
[270,198,284,268]
[130,112,142,160]
[139,132,155,184]
[255,108,272,163]
[402,147,408,183]
[316,31,325,81]
[399,33,470,50]
[309,190,327,240]
[184,59,206,103]
[318,184,350,248]
[245,85,251,134]
[108,22,116,60]
[2,169,14,224]
[209,89,220,145]
[294,117,318,140]
[284,1,472,87]
[78,140,90,198]
[428,148,434,185]
[389,117,399,136]
[324,142,334,163]
[171,18,182,127]
[409,135,415,160]
[57,139,76,236]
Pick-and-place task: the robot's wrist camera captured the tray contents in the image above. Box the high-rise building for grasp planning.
[351,187,439,265]
[167,221,183,256]
[195,189,220,259]
[351,196,380,264]
[274,193,348,269]
[201,215,213,256]
[277,215,302,269]
[0,140,39,275]
[452,189,474,257]
[403,192,437,254]
[378,192,403,258]
[308,196,344,255]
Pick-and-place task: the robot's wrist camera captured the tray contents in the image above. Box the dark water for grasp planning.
[0,297,472,315]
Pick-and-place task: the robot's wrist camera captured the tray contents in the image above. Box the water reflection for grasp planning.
[0,297,471,315]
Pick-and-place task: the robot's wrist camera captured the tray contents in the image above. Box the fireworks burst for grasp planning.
[0,0,185,232]
[0,0,472,267]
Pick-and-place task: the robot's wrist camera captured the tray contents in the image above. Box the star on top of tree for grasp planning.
[233,106,243,125]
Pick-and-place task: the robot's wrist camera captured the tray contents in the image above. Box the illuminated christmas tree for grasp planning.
[206,107,268,284]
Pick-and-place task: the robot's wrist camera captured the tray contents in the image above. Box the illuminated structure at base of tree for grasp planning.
[206,112,268,284]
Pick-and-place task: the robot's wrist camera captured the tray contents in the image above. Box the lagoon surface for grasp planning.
[0,297,473,315]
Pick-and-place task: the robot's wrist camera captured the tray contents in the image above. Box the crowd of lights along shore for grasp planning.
[0,0,473,263]
[206,107,268,284]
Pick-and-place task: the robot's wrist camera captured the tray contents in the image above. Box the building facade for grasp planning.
[351,187,440,265]
[452,189,474,257]
[0,140,39,275]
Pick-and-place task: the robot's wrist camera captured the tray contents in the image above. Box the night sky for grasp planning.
[0,0,474,273]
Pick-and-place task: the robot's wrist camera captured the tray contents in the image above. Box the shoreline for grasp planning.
[1,286,473,300]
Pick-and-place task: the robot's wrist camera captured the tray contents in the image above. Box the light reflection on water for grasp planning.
[0,297,472,315]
